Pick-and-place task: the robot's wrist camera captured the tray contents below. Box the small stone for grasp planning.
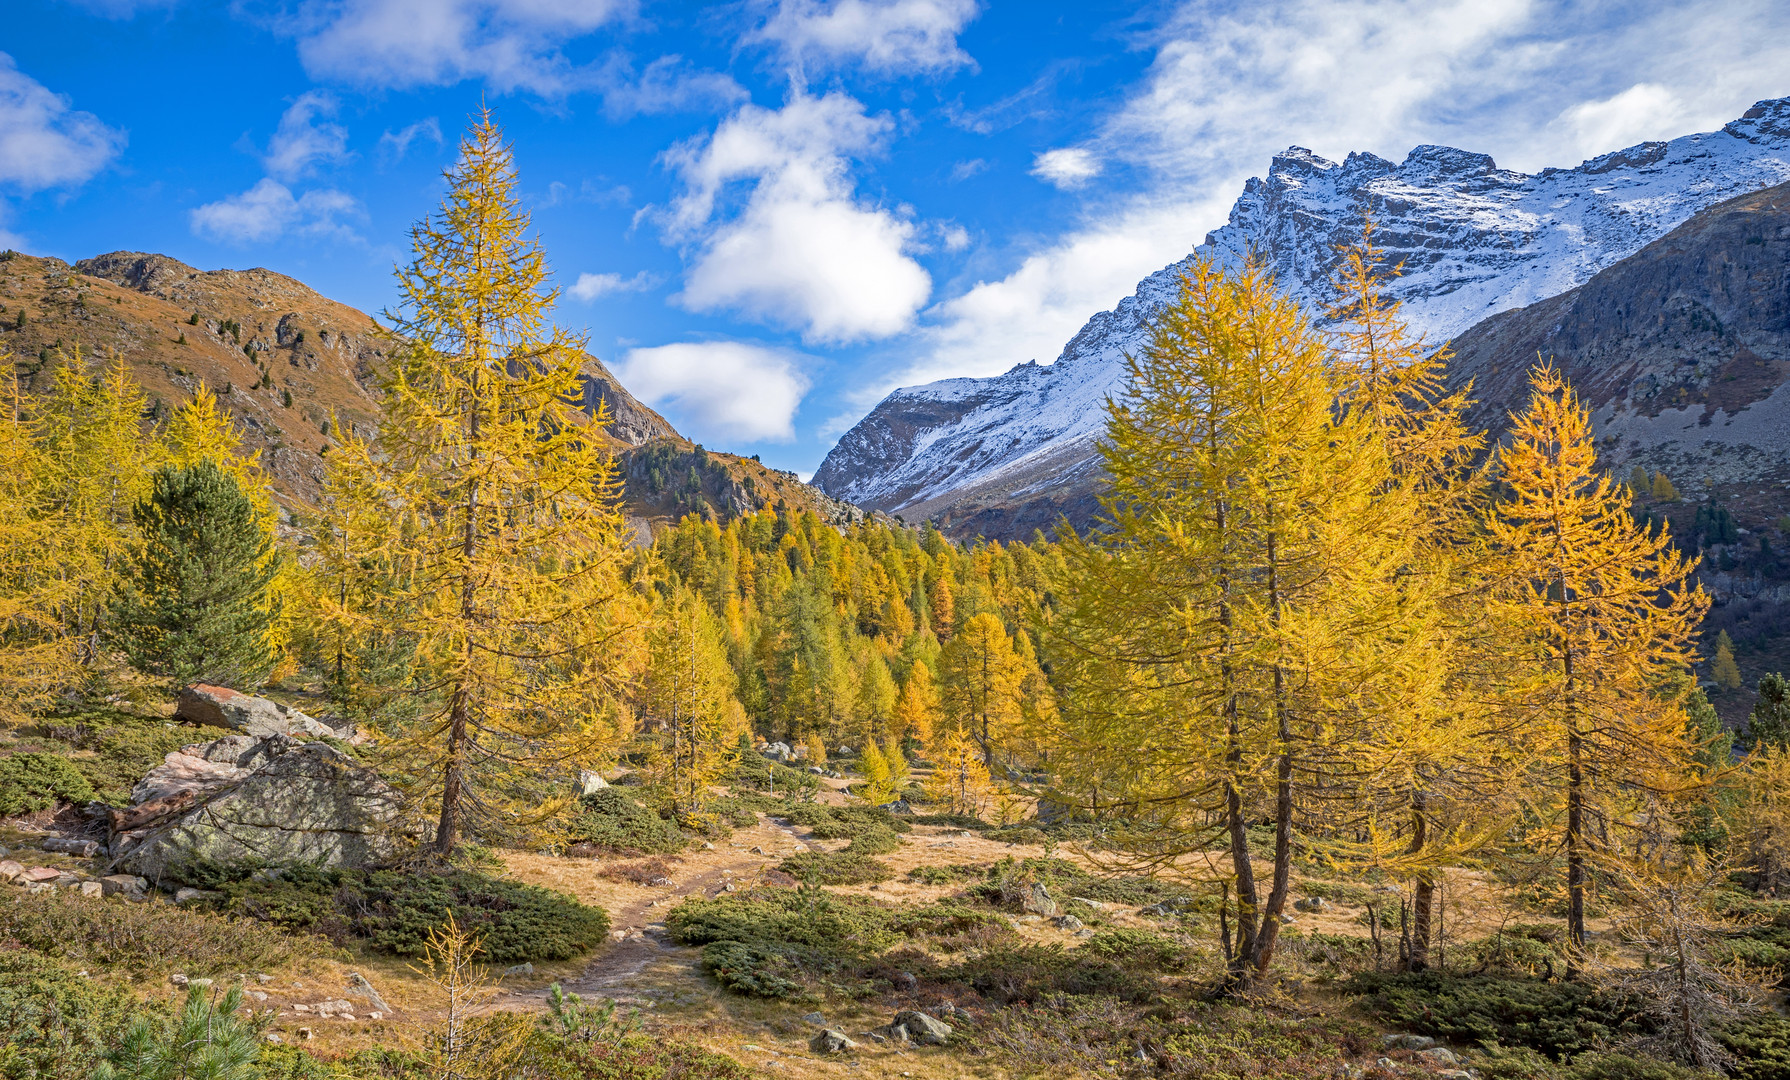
[78,881,103,898]
[297,1027,313,1040]
[54,874,82,888]
[24,866,61,883]
[171,974,189,987]
[802,1011,826,1025]
[890,1010,952,1046]
[1052,914,1084,932]
[101,874,148,899]
[503,963,533,977]
[1418,1047,1461,1068]
[1383,1034,1435,1051]
[1376,1058,1395,1069]
[750,846,766,855]
[892,970,918,992]
[369,1011,383,1021]
[188,978,214,989]
[339,1013,356,1022]
[809,1028,859,1054]
[265,1033,282,1044]
[257,974,274,984]
[249,991,267,1002]
[1022,882,1058,917]
[1438,1072,1474,1079]
[292,1003,311,1013]
[647,876,673,887]
[1293,896,1330,913]
[173,887,216,905]
[0,860,24,881]
[42,837,100,858]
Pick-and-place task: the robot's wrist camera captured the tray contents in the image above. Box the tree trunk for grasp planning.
[1407,789,1433,971]
[1247,528,1294,978]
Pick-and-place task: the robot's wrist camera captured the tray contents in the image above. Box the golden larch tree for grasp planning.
[1484,362,1707,958]
[318,109,645,855]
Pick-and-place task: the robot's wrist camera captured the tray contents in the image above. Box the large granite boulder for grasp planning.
[112,734,403,884]
[176,685,337,739]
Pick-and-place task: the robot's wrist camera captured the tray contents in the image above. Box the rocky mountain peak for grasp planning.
[815,95,1790,540]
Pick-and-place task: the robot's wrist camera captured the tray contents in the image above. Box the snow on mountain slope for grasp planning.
[814,97,1790,536]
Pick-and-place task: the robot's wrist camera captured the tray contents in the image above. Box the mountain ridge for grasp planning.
[814,96,1790,539]
[0,248,858,535]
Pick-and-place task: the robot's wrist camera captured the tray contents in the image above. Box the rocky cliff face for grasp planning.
[1448,180,1790,548]
[815,97,1790,539]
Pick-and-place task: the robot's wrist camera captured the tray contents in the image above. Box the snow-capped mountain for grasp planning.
[813,97,1790,538]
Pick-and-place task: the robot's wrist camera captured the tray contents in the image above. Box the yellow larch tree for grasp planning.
[1046,257,1443,989]
[892,659,939,749]
[1484,362,1708,959]
[317,109,646,855]
[938,610,1025,772]
[1324,226,1502,970]
[638,588,744,815]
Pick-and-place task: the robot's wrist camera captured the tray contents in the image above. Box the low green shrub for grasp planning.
[781,802,911,839]
[1343,971,1641,1060]
[1449,924,1568,976]
[1562,1053,1717,1080]
[525,1030,757,1078]
[565,789,689,855]
[908,812,991,830]
[989,826,1048,846]
[0,753,95,816]
[0,948,139,1080]
[843,824,902,855]
[213,865,608,962]
[40,711,192,806]
[950,944,1159,1004]
[703,797,761,830]
[1081,928,1190,971]
[777,851,893,885]
[668,888,1008,1000]
[971,856,1193,909]
[906,863,981,886]
[0,886,327,976]
[1721,1012,1790,1080]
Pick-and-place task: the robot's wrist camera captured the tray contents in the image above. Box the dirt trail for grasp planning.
[532,812,826,1005]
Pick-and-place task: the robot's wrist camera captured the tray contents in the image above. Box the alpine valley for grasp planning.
[813,96,1790,551]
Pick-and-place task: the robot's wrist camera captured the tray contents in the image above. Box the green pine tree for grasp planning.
[1744,672,1790,751]
[109,460,278,688]
[94,983,268,1080]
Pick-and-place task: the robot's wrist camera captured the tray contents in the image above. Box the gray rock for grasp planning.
[176,685,337,740]
[1052,914,1084,932]
[1293,896,1330,913]
[807,766,825,775]
[808,1028,858,1054]
[346,972,391,1014]
[503,963,534,977]
[78,881,104,898]
[1418,1047,1461,1067]
[0,860,26,882]
[891,970,918,992]
[101,874,148,899]
[1022,882,1058,917]
[1383,1034,1436,1050]
[116,737,403,882]
[173,887,216,905]
[578,770,608,795]
[43,837,100,858]
[890,1010,952,1045]
[801,1011,826,1025]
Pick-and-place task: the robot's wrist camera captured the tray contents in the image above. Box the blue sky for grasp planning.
[4,0,1789,476]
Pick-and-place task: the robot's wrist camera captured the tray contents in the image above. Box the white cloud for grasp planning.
[662,90,931,343]
[596,54,747,120]
[0,53,124,193]
[1552,82,1690,162]
[898,0,1790,394]
[1030,147,1101,189]
[616,341,812,443]
[189,178,361,244]
[567,270,657,301]
[263,91,351,181]
[377,117,442,162]
[751,0,980,75]
[289,0,633,94]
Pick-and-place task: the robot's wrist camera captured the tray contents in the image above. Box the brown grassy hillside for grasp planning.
[0,248,857,534]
